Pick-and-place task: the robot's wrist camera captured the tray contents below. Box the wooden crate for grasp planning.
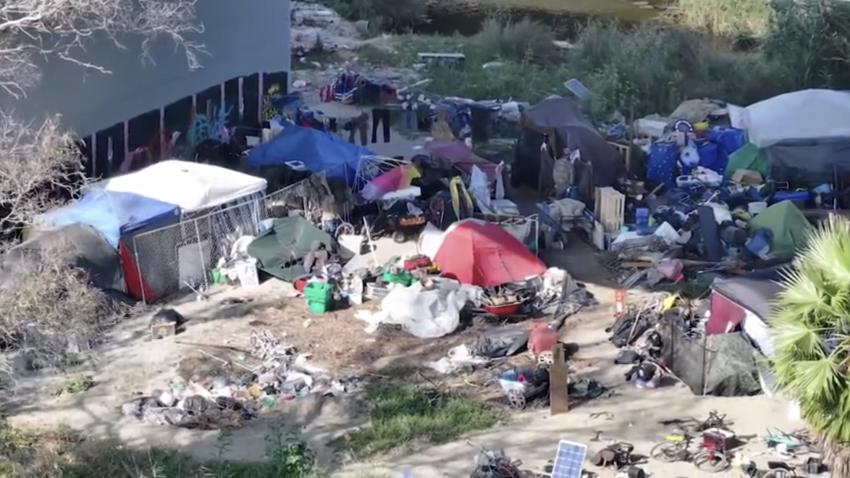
[608,141,632,172]
[594,187,625,233]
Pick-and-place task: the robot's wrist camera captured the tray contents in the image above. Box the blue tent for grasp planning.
[40,190,180,247]
[246,125,373,180]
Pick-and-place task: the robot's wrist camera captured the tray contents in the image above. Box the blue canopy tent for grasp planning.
[246,125,373,182]
[39,189,180,247]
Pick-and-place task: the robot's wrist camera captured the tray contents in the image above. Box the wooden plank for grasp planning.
[549,343,569,416]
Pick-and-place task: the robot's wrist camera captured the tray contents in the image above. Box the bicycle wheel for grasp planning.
[649,442,684,463]
[692,449,730,472]
[764,471,797,478]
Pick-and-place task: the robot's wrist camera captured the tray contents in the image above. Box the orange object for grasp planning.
[614,289,627,317]
[528,323,559,355]
[482,302,522,317]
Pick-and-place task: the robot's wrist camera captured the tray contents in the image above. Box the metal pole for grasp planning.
[193,219,209,291]
[133,236,147,304]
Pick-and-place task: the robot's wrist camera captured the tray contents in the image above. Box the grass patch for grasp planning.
[0,421,324,478]
[333,384,507,456]
[666,0,772,37]
[356,4,850,122]
[51,374,95,397]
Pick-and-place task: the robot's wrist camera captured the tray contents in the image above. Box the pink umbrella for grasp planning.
[361,164,420,200]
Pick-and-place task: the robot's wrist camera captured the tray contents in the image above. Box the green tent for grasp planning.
[725,143,769,178]
[247,216,339,282]
[748,201,811,258]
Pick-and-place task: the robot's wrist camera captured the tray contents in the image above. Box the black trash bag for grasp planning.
[149,308,187,338]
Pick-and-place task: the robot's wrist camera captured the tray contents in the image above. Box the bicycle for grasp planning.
[763,461,797,478]
[649,428,730,472]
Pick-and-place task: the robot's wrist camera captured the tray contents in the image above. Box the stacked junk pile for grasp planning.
[597,90,850,292]
[106,92,614,431]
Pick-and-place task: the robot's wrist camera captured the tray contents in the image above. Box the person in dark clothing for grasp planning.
[343,113,368,145]
[371,108,391,143]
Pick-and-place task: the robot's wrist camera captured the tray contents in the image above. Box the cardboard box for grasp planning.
[731,169,763,185]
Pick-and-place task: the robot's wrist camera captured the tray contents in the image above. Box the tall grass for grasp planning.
[357,1,850,120]
[668,0,772,36]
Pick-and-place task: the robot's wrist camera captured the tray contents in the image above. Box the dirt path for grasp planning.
[1,241,801,477]
[333,283,798,476]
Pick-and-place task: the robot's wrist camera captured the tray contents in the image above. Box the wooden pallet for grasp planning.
[594,186,625,233]
[608,141,632,172]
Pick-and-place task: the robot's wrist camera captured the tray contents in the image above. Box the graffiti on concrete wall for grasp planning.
[118,129,181,174]
[187,104,232,148]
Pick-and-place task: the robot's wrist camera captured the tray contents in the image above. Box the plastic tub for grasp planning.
[482,302,522,316]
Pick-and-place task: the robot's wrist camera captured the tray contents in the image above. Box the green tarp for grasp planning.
[726,143,768,178]
[749,201,811,258]
[247,217,337,282]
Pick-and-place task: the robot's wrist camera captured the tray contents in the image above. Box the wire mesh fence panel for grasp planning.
[131,221,205,303]
[260,162,354,226]
[131,199,266,303]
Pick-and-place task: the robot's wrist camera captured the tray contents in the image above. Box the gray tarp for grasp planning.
[660,317,762,397]
[765,141,850,187]
[711,276,784,323]
[5,224,123,292]
[521,96,622,187]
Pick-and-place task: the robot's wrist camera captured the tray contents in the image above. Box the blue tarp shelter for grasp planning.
[246,125,373,180]
[39,190,180,247]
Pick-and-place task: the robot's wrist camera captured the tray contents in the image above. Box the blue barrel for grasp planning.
[648,141,678,188]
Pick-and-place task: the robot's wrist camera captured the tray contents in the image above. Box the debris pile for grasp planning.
[121,329,362,429]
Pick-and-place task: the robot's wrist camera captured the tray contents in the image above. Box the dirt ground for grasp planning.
[1,238,804,477]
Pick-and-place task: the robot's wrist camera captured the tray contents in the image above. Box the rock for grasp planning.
[353,20,370,34]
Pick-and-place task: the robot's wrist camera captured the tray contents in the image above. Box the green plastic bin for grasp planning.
[304,281,333,313]
[382,270,414,287]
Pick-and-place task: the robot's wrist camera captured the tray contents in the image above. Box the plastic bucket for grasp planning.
[748,201,768,215]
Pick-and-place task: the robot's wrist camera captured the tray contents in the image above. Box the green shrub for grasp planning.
[762,0,850,91]
[668,0,772,36]
[320,0,428,31]
[469,16,559,63]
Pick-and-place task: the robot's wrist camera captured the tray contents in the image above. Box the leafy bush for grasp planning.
[762,0,850,91]
[320,0,428,31]
[469,16,559,63]
[668,0,772,36]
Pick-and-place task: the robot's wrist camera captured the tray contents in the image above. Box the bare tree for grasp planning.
[0,113,84,233]
[0,0,204,369]
[0,0,204,99]
[0,239,115,370]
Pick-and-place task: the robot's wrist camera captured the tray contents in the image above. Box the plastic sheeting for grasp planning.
[660,318,761,397]
[355,278,482,338]
[38,189,179,247]
[246,125,373,179]
[745,89,850,148]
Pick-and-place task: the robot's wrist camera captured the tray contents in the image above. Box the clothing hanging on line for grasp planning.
[371,108,391,143]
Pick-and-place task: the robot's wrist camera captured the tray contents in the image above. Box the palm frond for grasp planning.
[798,216,850,284]
[770,215,850,445]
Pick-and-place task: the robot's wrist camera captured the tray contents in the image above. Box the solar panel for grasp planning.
[563,79,593,102]
[551,439,588,478]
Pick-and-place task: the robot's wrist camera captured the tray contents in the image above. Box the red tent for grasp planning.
[433,219,546,287]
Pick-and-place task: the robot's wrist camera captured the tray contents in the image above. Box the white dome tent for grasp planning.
[93,160,267,214]
[744,89,850,148]
[90,160,268,302]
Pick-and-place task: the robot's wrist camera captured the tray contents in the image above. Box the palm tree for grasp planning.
[771,215,850,475]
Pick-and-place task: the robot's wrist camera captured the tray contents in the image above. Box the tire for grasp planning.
[764,471,797,478]
[392,230,408,243]
[692,449,729,472]
[649,442,684,463]
[335,222,355,237]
